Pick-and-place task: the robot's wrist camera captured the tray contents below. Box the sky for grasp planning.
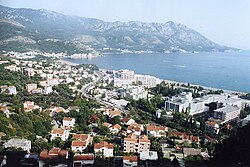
[1,0,250,49]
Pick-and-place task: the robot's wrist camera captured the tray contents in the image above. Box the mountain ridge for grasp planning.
[0,5,238,54]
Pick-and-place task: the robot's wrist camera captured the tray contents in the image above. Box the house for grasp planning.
[168,131,200,144]
[123,134,150,153]
[72,134,93,144]
[23,68,35,77]
[44,86,53,94]
[205,121,220,134]
[63,117,75,128]
[49,106,66,117]
[0,85,17,95]
[4,64,20,72]
[183,148,201,157]
[23,101,41,112]
[47,78,60,86]
[71,141,87,152]
[39,148,69,166]
[73,154,94,166]
[103,108,122,118]
[156,109,163,118]
[50,129,69,141]
[94,141,114,157]
[26,83,37,93]
[123,156,138,167]
[140,151,158,160]
[0,106,12,118]
[102,122,112,128]
[4,138,31,152]
[127,123,143,136]
[122,116,135,126]
[162,147,176,159]
[109,124,122,134]
[146,125,168,137]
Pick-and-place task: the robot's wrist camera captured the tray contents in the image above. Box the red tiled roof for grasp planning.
[74,154,94,160]
[122,116,131,123]
[123,156,138,162]
[102,122,111,127]
[146,125,167,131]
[72,141,86,147]
[63,117,73,121]
[73,134,90,141]
[51,129,65,135]
[94,141,114,149]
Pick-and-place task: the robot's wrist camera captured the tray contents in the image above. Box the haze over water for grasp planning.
[65,51,250,92]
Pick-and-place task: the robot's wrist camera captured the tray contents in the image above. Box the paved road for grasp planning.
[81,71,129,113]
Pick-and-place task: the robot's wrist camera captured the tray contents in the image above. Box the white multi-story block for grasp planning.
[214,105,240,124]
[121,86,148,100]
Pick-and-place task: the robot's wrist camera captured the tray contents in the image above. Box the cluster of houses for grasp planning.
[2,53,250,166]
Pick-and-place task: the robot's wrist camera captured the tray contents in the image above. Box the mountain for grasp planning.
[0,5,237,54]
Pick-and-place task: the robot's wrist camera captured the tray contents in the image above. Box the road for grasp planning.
[81,71,129,113]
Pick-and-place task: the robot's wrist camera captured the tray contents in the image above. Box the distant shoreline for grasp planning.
[61,56,248,94]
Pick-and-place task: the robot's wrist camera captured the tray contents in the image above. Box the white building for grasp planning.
[23,68,35,77]
[121,86,148,100]
[122,116,135,126]
[214,105,240,124]
[71,141,87,152]
[47,78,60,86]
[134,74,160,88]
[205,121,220,134]
[50,129,69,141]
[165,92,209,115]
[23,101,41,112]
[113,70,135,87]
[44,86,53,94]
[4,139,31,152]
[123,156,138,167]
[116,70,134,80]
[165,92,192,113]
[26,83,37,93]
[73,154,94,166]
[94,141,114,157]
[146,125,168,138]
[241,114,250,127]
[0,85,17,95]
[62,117,75,128]
[140,151,158,160]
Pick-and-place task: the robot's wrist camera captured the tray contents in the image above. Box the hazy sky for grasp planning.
[1,0,250,49]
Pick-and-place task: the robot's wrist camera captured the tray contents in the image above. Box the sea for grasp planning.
[64,51,250,93]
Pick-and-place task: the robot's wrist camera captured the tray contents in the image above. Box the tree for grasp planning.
[112,116,121,124]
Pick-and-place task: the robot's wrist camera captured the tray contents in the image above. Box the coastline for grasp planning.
[57,58,79,66]
[61,58,248,95]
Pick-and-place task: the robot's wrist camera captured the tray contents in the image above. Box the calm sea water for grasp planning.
[64,51,250,92]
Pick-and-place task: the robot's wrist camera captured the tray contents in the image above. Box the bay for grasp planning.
[64,51,250,93]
